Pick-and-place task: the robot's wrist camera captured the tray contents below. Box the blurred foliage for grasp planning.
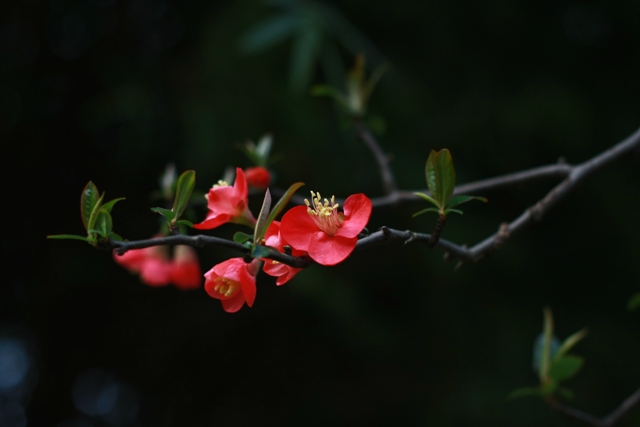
[3,0,640,426]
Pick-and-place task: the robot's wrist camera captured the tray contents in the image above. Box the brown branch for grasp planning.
[353,118,397,195]
[547,386,640,427]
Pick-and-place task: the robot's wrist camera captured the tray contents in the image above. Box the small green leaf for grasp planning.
[151,207,175,222]
[506,387,542,400]
[311,85,350,111]
[425,149,455,208]
[549,355,584,382]
[94,209,113,237]
[412,207,440,218]
[108,232,123,242]
[443,208,463,215]
[255,134,273,161]
[172,170,196,221]
[46,234,91,242]
[233,232,253,244]
[265,182,305,229]
[554,328,588,360]
[533,332,561,375]
[446,194,487,209]
[253,189,272,244]
[85,192,105,235]
[414,192,439,207]
[101,197,125,213]
[176,219,193,228]
[628,292,640,311]
[251,245,272,259]
[81,181,100,229]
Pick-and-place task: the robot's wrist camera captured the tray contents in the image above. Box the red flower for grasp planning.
[170,245,202,290]
[262,221,306,285]
[245,166,271,190]
[204,258,260,313]
[114,240,202,289]
[194,167,256,230]
[280,192,372,266]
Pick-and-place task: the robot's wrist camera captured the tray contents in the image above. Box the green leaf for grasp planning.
[414,192,439,207]
[446,194,488,209]
[533,332,561,375]
[233,232,253,244]
[172,170,196,221]
[94,209,113,237]
[80,181,102,231]
[628,292,640,311]
[265,182,305,229]
[150,207,175,222]
[251,244,272,259]
[176,219,193,228]
[239,13,297,54]
[85,192,105,236]
[255,134,273,162]
[253,189,272,245]
[46,234,91,242]
[425,149,455,208]
[311,85,350,111]
[289,24,322,93]
[549,355,584,382]
[412,207,440,218]
[506,387,542,400]
[108,232,123,242]
[554,328,588,360]
[101,197,125,213]
[443,208,463,215]
[540,378,558,396]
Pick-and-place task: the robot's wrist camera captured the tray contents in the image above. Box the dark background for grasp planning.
[3,0,640,425]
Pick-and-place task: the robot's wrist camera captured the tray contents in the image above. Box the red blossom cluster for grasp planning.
[113,240,201,290]
[114,167,371,313]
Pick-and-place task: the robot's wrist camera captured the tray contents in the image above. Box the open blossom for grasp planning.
[280,192,372,266]
[244,166,271,190]
[194,167,256,230]
[204,258,260,313]
[262,221,306,285]
[114,240,201,289]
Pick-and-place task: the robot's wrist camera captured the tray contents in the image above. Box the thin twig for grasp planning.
[547,386,640,427]
[353,118,397,194]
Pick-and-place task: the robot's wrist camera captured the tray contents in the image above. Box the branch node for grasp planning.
[492,223,510,249]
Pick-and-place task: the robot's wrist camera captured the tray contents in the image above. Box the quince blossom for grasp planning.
[280,192,371,266]
[204,258,260,313]
[244,166,271,190]
[114,242,201,289]
[262,221,306,285]
[194,167,255,230]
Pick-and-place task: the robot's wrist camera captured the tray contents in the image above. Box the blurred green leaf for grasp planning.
[554,328,588,360]
[447,194,488,209]
[172,170,196,221]
[289,24,322,92]
[412,207,440,218]
[506,387,542,400]
[549,355,584,382]
[151,207,175,222]
[251,244,271,259]
[628,292,640,311]
[239,13,297,53]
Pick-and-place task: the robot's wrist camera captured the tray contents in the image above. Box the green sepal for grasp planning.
[251,244,271,259]
[425,149,455,208]
[548,355,584,382]
[172,170,196,221]
[233,231,253,244]
[46,234,91,242]
[253,189,272,245]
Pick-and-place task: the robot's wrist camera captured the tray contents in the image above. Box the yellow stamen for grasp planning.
[213,277,240,297]
[304,191,343,236]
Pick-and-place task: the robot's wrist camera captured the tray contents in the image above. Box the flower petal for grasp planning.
[336,193,372,238]
[280,206,317,251]
[307,233,357,266]
[221,292,247,313]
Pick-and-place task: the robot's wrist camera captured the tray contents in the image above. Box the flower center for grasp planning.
[212,179,229,189]
[305,191,343,236]
[213,277,240,297]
